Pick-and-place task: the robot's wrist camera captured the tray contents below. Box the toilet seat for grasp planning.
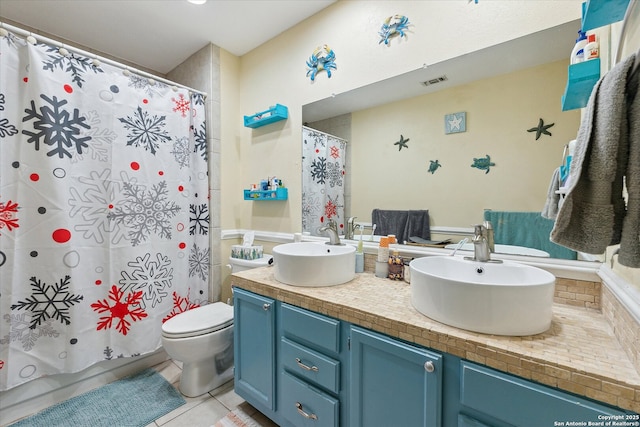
[162,302,233,339]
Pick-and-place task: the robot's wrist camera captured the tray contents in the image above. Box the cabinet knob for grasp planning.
[424,361,435,373]
[295,357,319,372]
[295,402,318,420]
[262,303,271,311]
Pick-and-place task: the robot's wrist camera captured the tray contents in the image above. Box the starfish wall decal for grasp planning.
[394,134,409,151]
[527,118,555,140]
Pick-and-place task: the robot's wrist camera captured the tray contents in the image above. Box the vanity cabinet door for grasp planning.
[349,326,443,427]
[233,288,276,411]
[459,362,631,426]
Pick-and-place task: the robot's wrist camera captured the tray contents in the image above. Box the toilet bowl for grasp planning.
[161,302,234,397]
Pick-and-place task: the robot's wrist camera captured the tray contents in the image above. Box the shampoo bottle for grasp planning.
[570,30,587,64]
[585,34,599,60]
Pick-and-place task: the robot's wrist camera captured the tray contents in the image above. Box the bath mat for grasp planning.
[10,368,185,427]
[214,408,261,427]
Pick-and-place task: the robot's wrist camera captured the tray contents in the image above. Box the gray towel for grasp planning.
[541,167,561,220]
[618,65,640,267]
[372,209,430,243]
[551,54,638,265]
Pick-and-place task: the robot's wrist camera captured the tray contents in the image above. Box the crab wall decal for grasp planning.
[306,45,337,81]
[379,15,412,45]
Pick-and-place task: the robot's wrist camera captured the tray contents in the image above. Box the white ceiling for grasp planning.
[0,0,336,74]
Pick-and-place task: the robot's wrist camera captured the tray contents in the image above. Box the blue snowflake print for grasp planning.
[127,74,167,97]
[193,122,208,161]
[1,313,60,351]
[107,180,181,246]
[189,243,210,281]
[118,252,174,309]
[42,46,104,88]
[171,136,190,168]
[327,161,344,188]
[0,93,18,138]
[118,106,171,155]
[310,157,327,184]
[10,275,84,329]
[22,94,91,158]
[189,203,209,235]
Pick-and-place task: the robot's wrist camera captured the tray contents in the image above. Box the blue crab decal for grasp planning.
[471,155,495,174]
[379,15,411,45]
[306,45,337,81]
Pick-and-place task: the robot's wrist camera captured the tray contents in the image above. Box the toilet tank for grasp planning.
[228,255,272,273]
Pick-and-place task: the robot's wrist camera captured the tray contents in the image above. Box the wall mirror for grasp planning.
[301,19,604,263]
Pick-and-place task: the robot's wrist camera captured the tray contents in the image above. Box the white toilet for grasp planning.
[161,254,272,397]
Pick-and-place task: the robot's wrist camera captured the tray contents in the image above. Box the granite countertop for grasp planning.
[231,267,640,413]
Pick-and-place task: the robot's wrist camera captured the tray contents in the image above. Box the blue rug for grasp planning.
[10,368,186,427]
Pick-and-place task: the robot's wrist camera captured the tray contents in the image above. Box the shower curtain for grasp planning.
[0,30,210,390]
[301,126,347,236]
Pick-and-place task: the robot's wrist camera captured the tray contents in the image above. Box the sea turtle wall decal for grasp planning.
[428,160,441,174]
[471,155,495,174]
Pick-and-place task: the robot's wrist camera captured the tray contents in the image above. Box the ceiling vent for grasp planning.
[421,75,448,86]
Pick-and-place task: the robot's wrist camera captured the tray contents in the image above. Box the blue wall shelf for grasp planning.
[581,0,631,31]
[244,188,288,201]
[561,58,601,111]
[243,104,288,128]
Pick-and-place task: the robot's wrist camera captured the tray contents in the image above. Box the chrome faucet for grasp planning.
[319,219,341,245]
[465,224,491,262]
[483,220,495,253]
[345,216,357,240]
[465,224,502,263]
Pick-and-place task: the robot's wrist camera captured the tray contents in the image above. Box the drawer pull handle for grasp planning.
[262,303,271,310]
[295,357,319,372]
[295,402,318,420]
[424,361,435,373]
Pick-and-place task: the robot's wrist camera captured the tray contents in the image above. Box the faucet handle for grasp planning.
[472,224,485,237]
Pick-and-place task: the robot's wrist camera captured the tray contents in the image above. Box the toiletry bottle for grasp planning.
[585,34,599,60]
[570,30,587,64]
[387,245,404,280]
[355,238,364,273]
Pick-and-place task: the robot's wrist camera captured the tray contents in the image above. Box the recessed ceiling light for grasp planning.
[188,0,207,4]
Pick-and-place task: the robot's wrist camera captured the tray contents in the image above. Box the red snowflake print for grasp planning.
[91,285,148,336]
[172,93,190,118]
[330,146,340,159]
[325,199,338,219]
[0,359,4,369]
[0,199,19,235]
[162,290,200,323]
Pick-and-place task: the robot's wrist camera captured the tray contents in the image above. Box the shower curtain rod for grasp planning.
[302,125,349,142]
[0,21,208,98]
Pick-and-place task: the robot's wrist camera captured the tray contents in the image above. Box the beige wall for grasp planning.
[350,59,580,227]
[220,0,582,234]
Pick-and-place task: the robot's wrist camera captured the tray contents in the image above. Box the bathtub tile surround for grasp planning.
[231,267,640,413]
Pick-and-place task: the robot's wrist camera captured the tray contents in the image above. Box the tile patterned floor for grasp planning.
[147,360,278,427]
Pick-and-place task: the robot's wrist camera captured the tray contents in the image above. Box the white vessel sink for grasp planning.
[273,242,355,287]
[410,256,555,336]
[444,243,550,257]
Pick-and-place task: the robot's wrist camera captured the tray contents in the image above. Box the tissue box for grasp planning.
[231,245,263,260]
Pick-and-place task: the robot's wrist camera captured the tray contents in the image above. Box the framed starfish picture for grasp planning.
[445,112,466,134]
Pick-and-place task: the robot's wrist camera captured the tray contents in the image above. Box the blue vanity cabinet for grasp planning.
[279,303,343,427]
[349,326,443,427]
[458,361,631,426]
[233,288,276,414]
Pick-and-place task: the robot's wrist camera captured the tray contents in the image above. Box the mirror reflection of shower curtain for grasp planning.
[301,127,347,236]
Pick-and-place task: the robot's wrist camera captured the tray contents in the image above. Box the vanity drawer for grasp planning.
[281,303,340,353]
[281,337,340,393]
[460,362,628,426]
[280,371,339,427]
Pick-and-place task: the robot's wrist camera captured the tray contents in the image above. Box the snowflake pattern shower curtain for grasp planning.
[0,31,210,390]
[301,127,346,236]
